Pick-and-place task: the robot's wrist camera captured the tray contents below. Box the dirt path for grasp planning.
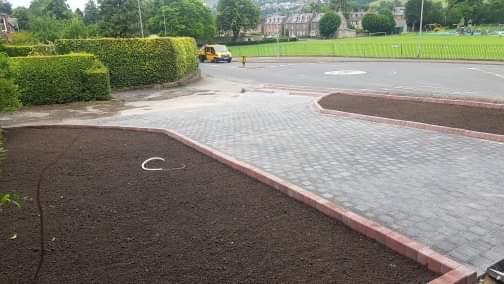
[0,127,437,283]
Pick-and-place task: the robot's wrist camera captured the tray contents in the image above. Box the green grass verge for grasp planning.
[229,35,504,61]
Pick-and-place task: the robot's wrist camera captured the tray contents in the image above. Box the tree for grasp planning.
[74,8,84,18]
[405,0,434,31]
[98,0,143,37]
[319,11,341,38]
[44,0,72,20]
[12,7,30,30]
[84,0,100,24]
[362,13,395,33]
[147,0,215,42]
[29,16,64,42]
[0,0,12,14]
[63,17,88,38]
[216,0,260,41]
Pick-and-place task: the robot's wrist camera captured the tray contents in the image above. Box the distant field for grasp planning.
[229,35,504,61]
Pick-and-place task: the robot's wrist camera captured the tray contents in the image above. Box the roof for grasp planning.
[311,13,324,23]
[264,15,287,24]
[286,13,313,24]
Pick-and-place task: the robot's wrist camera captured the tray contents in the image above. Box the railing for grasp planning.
[230,42,504,61]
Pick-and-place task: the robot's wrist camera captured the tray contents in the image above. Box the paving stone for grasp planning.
[92,92,504,273]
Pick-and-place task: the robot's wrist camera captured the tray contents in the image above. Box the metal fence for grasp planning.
[230,42,504,61]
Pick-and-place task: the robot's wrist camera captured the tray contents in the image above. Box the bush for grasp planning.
[0,53,21,111]
[362,14,396,34]
[10,53,111,105]
[320,12,341,38]
[55,37,198,89]
[0,44,56,57]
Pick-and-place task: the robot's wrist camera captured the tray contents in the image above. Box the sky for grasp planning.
[12,0,87,11]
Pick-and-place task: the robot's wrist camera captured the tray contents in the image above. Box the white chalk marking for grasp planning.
[141,157,187,171]
[142,157,165,171]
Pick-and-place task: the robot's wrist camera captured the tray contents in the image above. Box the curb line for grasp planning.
[7,124,478,284]
[314,93,504,144]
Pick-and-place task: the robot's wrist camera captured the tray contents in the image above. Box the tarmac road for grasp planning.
[201,59,504,101]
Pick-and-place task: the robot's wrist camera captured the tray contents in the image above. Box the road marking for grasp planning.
[324,70,367,76]
[467,67,504,80]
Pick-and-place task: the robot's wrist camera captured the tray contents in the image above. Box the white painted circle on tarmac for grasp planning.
[324,70,367,76]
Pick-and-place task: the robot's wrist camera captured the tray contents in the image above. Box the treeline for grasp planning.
[2,0,260,44]
[405,0,504,30]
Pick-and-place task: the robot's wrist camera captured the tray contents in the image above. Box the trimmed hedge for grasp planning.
[55,37,198,89]
[0,44,56,57]
[10,53,111,105]
[0,53,21,111]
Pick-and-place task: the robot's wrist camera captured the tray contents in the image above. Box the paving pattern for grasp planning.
[89,91,504,274]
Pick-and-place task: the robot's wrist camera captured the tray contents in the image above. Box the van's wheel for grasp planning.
[199,57,205,63]
[227,58,232,63]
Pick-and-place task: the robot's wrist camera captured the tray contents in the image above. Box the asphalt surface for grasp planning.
[201,60,504,100]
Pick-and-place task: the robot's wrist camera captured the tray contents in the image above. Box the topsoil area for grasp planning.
[0,127,437,283]
[319,93,504,135]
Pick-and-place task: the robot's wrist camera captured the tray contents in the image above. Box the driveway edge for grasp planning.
[6,124,478,283]
[314,93,504,144]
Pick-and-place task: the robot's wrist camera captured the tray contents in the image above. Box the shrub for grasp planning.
[0,44,56,57]
[320,12,341,38]
[10,53,111,105]
[0,53,21,111]
[362,14,396,34]
[55,37,198,89]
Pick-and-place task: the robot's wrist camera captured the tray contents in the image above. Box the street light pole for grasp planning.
[416,0,425,58]
[276,0,280,58]
[137,0,144,38]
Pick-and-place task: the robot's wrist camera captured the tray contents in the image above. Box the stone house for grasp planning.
[349,10,367,30]
[0,13,17,36]
[263,15,287,37]
[285,13,313,38]
[310,13,324,37]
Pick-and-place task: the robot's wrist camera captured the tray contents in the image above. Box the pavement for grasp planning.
[2,60,504,275]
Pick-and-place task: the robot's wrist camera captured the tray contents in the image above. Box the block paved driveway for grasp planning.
[89,91,504,274]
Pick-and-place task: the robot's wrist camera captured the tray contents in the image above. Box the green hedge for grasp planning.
[0,44,56,57]
[0,53,21,111]
[10,53,111,105]
[55,37,198,89]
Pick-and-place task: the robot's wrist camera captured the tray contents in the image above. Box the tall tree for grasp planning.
[98,0,143,37]
[216,0,260,41]
[84,0,100,24]
[12,7,30,30]
[0,0,12,14]
[405,0,434,31]
[74,8,84,17]
[29,15,64,42]
[319,11,341,38]
[147,0,215,42]
[44,0,72,19]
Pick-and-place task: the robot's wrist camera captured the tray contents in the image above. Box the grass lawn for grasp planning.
[229,34,504,61]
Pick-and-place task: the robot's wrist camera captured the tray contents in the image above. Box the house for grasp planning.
[349,10,367,30]
[0,13,17,36]
[263,15,287,37]
[285,13,313,38]
[393,7,407,33]
[310,13,324,37]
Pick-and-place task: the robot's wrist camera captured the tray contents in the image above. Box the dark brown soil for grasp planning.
[0,127,437,283]
[319,93,504,135]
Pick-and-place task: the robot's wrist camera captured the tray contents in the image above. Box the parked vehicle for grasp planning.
[199,44,232,63]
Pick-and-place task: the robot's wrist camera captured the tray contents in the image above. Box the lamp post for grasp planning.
[137,0,144,38]
[276,0,280,58]
[416,0,425,58]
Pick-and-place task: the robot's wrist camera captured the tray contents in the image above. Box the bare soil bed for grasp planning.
[0,127,437,283]
[319,93,504,135]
